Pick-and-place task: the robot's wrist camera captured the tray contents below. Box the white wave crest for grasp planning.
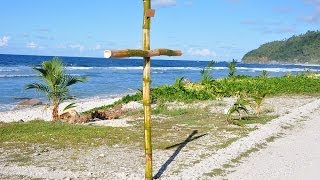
[237,67,319,72]
[0,74,37,78]
[66,67,94,70]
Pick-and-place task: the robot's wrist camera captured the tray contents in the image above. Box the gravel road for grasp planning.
[227,108,320,180]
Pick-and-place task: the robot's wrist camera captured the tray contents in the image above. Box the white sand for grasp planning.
[0,97,120,123]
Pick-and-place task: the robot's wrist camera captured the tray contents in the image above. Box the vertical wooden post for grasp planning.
[142,0,152,179]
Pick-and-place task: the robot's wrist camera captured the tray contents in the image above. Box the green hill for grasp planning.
[242,30,320,64]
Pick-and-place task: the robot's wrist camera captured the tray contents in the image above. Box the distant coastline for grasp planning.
[242,30,320,65]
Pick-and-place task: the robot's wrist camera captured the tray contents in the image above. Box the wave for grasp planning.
[0,66,31,72]
[1,65,319,74]
[0,74,37,78]
[66,67,94,70]
[237,67,319,72]
[66,66,204,71]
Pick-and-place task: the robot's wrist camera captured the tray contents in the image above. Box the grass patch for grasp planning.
[204,168,227,177]
[0,105,276,150]
[0,120,141,148]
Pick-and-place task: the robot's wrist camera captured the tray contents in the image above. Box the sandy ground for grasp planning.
[1,96,320,179]
[227,108,320,180]
[0,97,120,123]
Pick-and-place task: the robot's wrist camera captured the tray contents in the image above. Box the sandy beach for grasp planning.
[0,97,120,123]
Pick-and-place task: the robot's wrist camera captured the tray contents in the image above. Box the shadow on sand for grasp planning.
[153,130,207,179]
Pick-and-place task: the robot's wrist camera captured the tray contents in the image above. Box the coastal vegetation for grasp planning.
[25,57,86,120]
[1,60,319,178]
[82,61,320,124]
[242,30,320,64]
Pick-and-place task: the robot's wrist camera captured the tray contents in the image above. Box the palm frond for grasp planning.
[25,83,50,93]
[63,75,87,87]
[32,67,47,76]
[63,103,77,111]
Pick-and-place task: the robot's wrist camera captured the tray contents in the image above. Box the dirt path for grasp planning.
[227,108,320,180]
[164,98,320,179]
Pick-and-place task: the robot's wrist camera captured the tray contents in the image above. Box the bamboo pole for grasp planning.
[104,49,182,58]
[143,0,152,179]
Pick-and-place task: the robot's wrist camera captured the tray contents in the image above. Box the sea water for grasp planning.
[0,54,319,111]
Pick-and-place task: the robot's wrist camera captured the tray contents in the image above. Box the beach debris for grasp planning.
[59,109,81,124]
[90,105,125,120]
[16,98,42,108]
[76,105,126,123]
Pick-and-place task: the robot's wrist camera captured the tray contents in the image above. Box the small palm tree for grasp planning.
[26,57,86,121]
[226,92,249,124]
[227,59,237,77]
[250,91,267,115]
[200,60,215,85]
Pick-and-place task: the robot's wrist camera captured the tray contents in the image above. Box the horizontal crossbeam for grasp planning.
[104,48,182,58]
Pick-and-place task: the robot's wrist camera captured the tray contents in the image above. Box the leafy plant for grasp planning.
[260,70,268,78]
[249,91,267,115]
[227,59,237,77]
[200,60,215,85]
[26,57,86,120]
[226,93,250,125]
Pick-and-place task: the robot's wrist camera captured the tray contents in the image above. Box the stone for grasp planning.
[17,98,42,108]
[98,153,105,157]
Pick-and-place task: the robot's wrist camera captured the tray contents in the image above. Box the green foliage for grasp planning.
[200,60,215,85]
[63,103,77,112]
[84,61,320,116]
[249,91,267,115]
[260,70,268,78]
[227,59,237,77]
[26,58,86,102]
[226,93,250,125]
[26,57,86,119]
[242,30,320,64]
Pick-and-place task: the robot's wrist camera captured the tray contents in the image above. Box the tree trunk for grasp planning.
[52,98,59,121]
[143,0,153,179]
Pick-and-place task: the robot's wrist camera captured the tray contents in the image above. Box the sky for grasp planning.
[0,0,319,61]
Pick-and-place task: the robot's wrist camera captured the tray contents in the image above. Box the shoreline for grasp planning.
[0,96,121,123]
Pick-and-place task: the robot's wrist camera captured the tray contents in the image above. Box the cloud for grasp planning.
[187,48,216,57]
[94,44,102,50]
[300,0,320,23]
[26,42,38,49]
[69,44,85,52]
[0,36,10,47]
[153,0,176,8]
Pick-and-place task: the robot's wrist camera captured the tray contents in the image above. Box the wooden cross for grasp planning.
[104,1,182,179]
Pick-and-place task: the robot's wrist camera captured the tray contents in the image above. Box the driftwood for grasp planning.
[104,49,182,58]
[78,105,126,123]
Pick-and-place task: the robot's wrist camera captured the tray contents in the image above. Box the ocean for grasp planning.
[0,54,319,112]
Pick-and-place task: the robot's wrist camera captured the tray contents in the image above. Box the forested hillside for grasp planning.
[242,31,320,64]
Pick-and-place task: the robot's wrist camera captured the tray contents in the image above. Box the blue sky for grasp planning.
[0,0,319,61]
